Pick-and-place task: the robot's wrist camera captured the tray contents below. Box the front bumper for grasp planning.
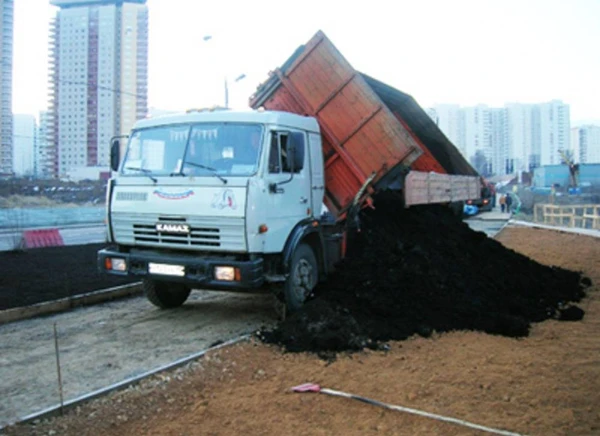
[97,248,264,290]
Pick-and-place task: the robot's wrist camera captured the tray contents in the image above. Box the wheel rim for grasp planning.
[292,258,314,301]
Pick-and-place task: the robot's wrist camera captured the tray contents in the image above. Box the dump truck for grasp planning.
[466,177,496,212]
[98,30,481,312]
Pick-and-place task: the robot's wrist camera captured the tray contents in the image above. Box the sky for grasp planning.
[13,0,600,125]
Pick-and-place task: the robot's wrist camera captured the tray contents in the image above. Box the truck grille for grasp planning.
[112,213,246,252]
[134,223,220,246]
[115,192,148,202]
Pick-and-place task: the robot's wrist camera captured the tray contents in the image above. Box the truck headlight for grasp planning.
[105,257,127,272]
[214,266,235,281]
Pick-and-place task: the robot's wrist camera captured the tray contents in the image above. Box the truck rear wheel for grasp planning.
[284,243,318,313]
[143,279,191,309]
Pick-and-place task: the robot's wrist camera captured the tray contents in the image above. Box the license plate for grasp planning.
[148,262,185,277]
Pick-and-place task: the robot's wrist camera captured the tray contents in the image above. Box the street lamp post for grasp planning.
[224,74,246,109]
[203,35,246,108]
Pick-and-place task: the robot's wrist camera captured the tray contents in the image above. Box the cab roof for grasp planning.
[134,109,320,133]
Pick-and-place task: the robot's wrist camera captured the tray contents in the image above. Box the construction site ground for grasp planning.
[4,224,599,436]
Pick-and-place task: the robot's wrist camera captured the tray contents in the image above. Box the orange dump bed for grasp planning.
[250,31,478,216]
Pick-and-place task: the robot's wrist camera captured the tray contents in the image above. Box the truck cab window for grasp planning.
[281,134,291,173]
[269,132,305,174]
[269,133,283,173]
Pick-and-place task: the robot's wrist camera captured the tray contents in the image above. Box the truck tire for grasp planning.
[284,243,318,313]
[143,279,191,309]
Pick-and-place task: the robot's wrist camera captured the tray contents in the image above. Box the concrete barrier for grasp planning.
[22,229,64,248]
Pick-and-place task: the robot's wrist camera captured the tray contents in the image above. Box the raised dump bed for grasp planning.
[250,30,479,216]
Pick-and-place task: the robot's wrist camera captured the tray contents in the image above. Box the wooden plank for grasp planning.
[404,171,479,206]
[535,203,600,230]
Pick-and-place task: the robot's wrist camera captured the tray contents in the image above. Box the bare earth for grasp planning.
[5,225,600,436]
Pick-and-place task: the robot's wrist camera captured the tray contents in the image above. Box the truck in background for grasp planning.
[466,178,496,212]
[98,31,481,312]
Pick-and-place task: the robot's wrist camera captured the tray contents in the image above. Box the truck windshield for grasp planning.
[121,123,263,178]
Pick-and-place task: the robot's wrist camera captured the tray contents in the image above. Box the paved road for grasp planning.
[0,290,278,427]
[464,210,511,237]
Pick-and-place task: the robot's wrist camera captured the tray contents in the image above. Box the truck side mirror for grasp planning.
[110,138,120,172]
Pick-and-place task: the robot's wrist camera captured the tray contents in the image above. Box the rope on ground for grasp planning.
[293,383,524,436]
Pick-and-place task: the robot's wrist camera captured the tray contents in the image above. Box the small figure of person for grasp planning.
[505,193,513,214]
[499,194,506,213]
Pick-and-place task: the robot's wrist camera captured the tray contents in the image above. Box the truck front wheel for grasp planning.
[284,243,318,313]
[143,279,191,309]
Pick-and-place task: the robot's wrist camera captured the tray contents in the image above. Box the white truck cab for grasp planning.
[98,109,337,311]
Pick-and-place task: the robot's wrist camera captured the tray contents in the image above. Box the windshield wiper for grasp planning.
[169,168,186,177]
[184,162,227,184]
[125,167,158,183]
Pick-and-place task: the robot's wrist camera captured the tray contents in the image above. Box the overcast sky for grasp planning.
[13,0,600,124]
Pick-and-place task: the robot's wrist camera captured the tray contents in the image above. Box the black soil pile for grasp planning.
[260,192,590,353]
[0,243,138,310]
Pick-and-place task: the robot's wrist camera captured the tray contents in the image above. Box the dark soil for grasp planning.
[260,192,591,353]
[0,243,137,310]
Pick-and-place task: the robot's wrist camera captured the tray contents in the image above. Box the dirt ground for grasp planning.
[0,243,137,310]
[4,225,599,436]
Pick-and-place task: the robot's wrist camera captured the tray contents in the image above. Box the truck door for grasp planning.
[264,130,312,251]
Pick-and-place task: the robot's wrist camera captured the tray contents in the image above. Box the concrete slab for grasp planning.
[472,211,512,221]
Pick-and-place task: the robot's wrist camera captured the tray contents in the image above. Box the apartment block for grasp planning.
[48,0,148,178]
[0,0,13,175]
[572,125,600,164]
[428,104,465,157]
[13,114,36,176]
[505,103,537,174]
[463,105,492,175]
[428,100,571,176]
[539,100,570,166]
[37,111,52,178]
[489,108,508,177]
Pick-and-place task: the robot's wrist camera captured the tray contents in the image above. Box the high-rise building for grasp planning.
[48,0,148,178]
[13,114,36,176]
[505,103,537,174]
[0,0,13,176]
[37,111,52,178]
[428,104,496,176]
[539,100,570,166]
[428,100,571,176]
[463,105,492,175]
[489,108,508,177]
[429,104,465,156]
[572,125,600,164]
